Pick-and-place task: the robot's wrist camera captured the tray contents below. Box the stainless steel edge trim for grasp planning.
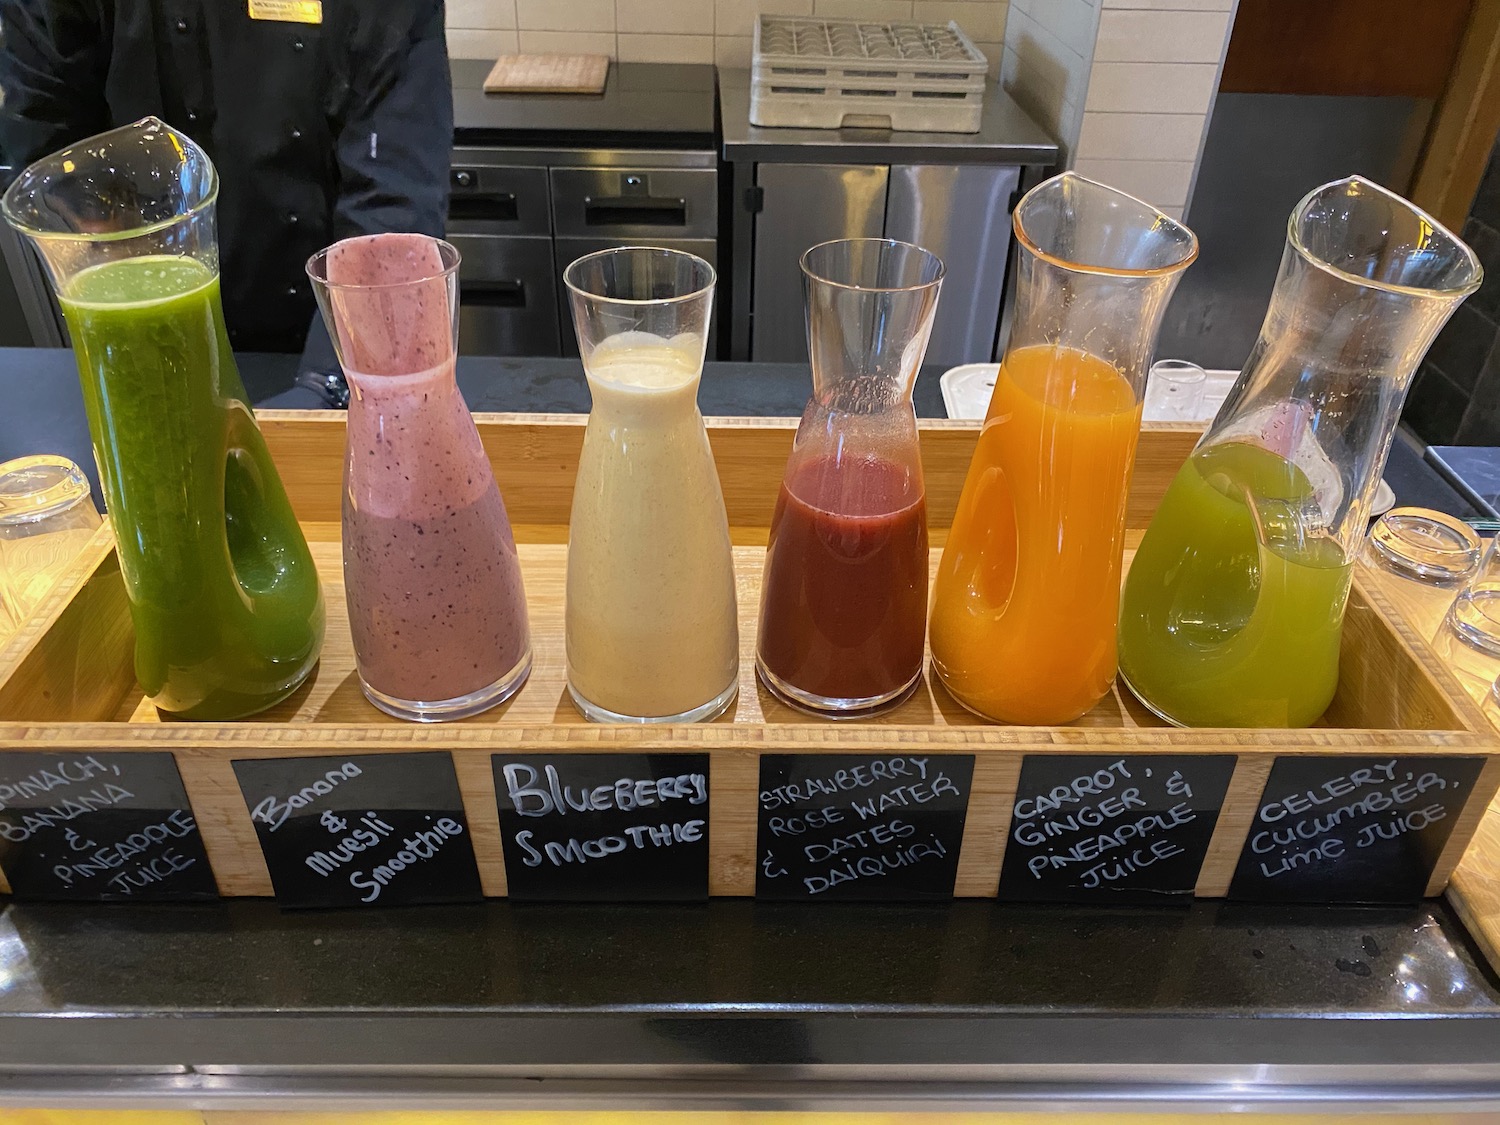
[2,1072,1500,1112]
[451,147,716,171]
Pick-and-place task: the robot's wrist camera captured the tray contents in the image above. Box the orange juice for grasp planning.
[930,344,1143,724]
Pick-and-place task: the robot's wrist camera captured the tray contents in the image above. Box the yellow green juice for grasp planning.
[61,255,323,718]
[1117,441,1352,727]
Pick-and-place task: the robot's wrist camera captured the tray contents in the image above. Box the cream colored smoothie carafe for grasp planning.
[563,248,738,723]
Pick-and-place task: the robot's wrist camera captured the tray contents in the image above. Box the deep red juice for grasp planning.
[756,453,928,702]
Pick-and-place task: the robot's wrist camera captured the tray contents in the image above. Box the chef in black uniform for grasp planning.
[0,0,453,354]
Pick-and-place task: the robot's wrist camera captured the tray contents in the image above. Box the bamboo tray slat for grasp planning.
[110,541,1175,731]
[0,415,1495,905]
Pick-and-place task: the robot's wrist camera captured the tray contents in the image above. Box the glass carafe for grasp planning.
[1119,176,1482,728]
[563,247,738,723]
[929,173,1197,725]
[308,234,532,722]
[1,118,324,718]
[757,239,942,716]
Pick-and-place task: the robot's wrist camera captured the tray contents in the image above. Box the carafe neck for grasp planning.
[346,358,460,406]
[586,370,703,427]
[807,321,925,411]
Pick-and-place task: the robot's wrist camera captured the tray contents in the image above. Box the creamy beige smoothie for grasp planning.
[565,335,739,721]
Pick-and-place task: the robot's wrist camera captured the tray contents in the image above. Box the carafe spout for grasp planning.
[1,117,219,290]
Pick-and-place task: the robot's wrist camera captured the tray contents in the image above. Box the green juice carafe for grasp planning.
[1118,177,1481,728]
[2,118,324,718]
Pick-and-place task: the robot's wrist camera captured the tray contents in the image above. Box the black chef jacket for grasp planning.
[0,0,452,352]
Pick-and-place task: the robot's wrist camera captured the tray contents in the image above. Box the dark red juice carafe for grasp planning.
[754,238,943,716]
[758,454,928,703]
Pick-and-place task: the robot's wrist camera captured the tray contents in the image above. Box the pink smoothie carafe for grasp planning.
[308,234,531,721]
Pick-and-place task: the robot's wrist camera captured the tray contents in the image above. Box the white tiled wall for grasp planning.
[999,0,1102,165]
[1072,0,1236,217]
[445,0,1010,78]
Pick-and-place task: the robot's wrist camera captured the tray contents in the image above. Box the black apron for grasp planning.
[0,0,452,352]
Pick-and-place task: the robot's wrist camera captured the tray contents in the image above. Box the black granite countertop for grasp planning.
[1429,445,1500,519]
[452,60,717,149]
[0,346,1473,523]
[0,897,1497,1109]
[0,347,950,508]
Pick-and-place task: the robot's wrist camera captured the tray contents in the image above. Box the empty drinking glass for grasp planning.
[1144,359,1208,422]
[0,456,101,637]
[1447,534,1500,652]
[1361,507,1482,622]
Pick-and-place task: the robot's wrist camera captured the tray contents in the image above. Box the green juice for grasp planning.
[1117,441,1352,728]
[61,255,323,718]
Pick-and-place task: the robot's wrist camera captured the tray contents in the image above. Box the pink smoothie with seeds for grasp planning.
[329,234,529,706]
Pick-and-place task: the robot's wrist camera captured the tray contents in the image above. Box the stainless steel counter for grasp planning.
[717,69,1058,364]
[719,69,1058,165]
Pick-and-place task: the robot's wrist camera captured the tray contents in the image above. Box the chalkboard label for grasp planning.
[756,753,974,902]
[1229,754,1485,903]
[998,754,1236,904]
[0,751,217,902]
[493,753,710,902]
[233,752,483,909]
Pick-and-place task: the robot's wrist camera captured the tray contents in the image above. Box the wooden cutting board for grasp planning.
[484,53,610,94]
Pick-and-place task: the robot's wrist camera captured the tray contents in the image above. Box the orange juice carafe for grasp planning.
[928,173,1197,724]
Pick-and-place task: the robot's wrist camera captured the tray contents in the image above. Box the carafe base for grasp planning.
[361,648,533,723]
[1115,668,1188,729]
[155,666,319,722]
[930,666,1106,726]
[755,656,922,719]
[567,678,738,724]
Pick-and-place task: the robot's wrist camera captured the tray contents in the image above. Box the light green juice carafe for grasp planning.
[1119,177,1481,728]
[2,119,323,718]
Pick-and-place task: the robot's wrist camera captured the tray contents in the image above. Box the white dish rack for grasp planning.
[750,15,988,133]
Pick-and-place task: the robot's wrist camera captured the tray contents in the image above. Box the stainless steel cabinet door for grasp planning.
[751,163,888,363]
[885,164,1019,366]
[446,162,551,237]
[450,234,561,357]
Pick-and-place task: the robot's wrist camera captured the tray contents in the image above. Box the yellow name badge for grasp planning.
[248,0,322,23]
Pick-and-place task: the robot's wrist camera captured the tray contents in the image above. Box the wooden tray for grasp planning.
[0,413,1495,901]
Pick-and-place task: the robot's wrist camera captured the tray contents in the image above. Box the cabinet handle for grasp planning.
[463,280,526,308]
[449,192,519,223]
[582,196,688,227]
